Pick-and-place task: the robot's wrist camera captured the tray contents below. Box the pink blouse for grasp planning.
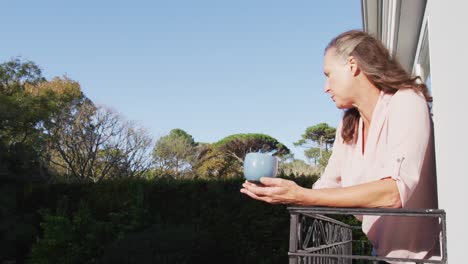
[313,89,440,263]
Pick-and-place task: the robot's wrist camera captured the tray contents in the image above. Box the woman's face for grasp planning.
[322,48,355,109]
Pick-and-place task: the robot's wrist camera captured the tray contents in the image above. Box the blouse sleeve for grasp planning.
[380,90,431,207]
[312,122,344,189]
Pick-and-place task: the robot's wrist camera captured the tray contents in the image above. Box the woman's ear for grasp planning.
[348,56,360,76]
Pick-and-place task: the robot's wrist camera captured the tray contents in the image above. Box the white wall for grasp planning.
[427,0,468,262]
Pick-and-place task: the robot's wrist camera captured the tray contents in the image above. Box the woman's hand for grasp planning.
[240,177,303,205]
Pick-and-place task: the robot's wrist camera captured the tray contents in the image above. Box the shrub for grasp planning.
[20,175,368,263]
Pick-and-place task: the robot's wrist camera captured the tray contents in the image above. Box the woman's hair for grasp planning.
[325,30,431,144]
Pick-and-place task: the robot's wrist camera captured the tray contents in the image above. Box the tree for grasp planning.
[304,147,320,165]
[214,133,290,163]
[152,129,197,177]
[0,59,82,180]
[0,58,151,183]
[0,57,45,95]
[279,159,319,177]
[191,143,235,179]
[1,59,45,178]
[47,102,152,182]
[318,150,332,170]
[294,123,336,162]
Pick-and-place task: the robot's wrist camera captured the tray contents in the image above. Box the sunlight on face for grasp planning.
[322,48,354,109]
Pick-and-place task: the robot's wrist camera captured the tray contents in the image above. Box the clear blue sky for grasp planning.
[1,0,362,161]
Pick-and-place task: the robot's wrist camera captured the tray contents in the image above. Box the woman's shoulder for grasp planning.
[386,88,430,122]
[389,88,427,108]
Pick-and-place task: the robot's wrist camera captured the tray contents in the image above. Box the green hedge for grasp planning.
[3,175,369,263]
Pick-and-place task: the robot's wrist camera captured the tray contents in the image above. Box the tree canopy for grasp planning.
[294,123,336,150]
[294,123,336,168]
[1,57,324,182]
[152,129,197,176]
[1,58,151,182]
[214,133,290,163]
[0,58,84,180]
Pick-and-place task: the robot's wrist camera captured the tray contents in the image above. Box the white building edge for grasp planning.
[361,0,468,262]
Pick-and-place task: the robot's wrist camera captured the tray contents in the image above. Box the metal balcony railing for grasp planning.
[287,207,447,264]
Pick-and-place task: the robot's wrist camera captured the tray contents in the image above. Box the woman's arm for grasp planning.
[299,178,401,208]
[241,176,401,208]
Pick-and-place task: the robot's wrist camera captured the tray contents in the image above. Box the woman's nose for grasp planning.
[323,78,331,93]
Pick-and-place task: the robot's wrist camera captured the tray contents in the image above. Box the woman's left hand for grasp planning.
[240,177,302,205]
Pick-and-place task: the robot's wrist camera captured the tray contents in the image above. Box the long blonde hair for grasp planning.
[325,30,431,144]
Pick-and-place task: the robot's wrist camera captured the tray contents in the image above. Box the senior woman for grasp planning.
[240,30,440,263]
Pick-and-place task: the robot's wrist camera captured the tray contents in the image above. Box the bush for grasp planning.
[16,175,368,263]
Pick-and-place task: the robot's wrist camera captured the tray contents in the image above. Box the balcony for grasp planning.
[287,207,447,264]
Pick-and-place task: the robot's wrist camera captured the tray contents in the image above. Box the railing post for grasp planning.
[441,212,448,264]
[289,212,299,264]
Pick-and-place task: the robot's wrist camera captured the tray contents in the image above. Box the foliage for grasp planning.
[295,123,336,167]
[6,174,372,264]
[304,147,320,165]
[0,183,37,262]
[19,176,359,264]
[215,133,290,162]
[168,128,195,145]
[152,129,197,177]
[46,102,152,182]
[294,123,336,151]
[0,58,45,95]
[0,59,83,180]
[1,58,152,183]
[279,159,320,177]
[191,143,240,179]
[28,184,148,264]
[28,202,102,264]
[318,150,332,170]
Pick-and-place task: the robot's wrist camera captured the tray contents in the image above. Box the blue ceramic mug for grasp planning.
[243,153,278,182]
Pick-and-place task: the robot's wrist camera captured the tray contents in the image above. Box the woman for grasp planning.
[240,30,440,263]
